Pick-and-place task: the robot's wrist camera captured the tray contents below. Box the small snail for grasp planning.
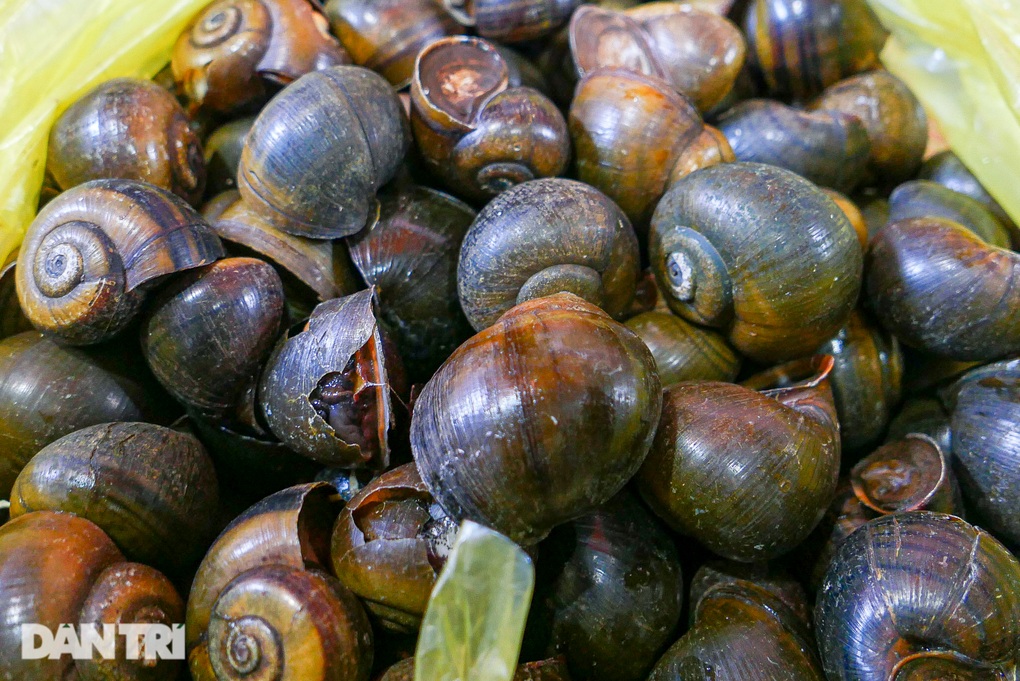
[411,294,662,545]
[816,512,1020,680]
[649,162,862,362]
[172,0,350,114]
[865,217,1020,361]
[10,422,220,577]
[16,179,224,345]
[443,0,583,43]
[458,178,640,331]
[638,355,841,562]
[48,78,205,205]
[410,36,570,204]
[887,179,1013,249]
[237,65,410,239]
[849,434,961,516]
[624,310,741,388]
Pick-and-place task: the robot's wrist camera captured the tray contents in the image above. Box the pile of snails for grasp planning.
[1,0,1018,680]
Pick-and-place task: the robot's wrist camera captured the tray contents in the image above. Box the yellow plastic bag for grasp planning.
[867,0,1020,225]
[0,0,209,265]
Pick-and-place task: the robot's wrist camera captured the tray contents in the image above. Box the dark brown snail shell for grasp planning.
[820,309,903,455]
[865,217,1020,361]
[570,4,746,112]
[212,196,361,304]
[203,116,255,196]
[850,434,961,516]
[624,310,741,387]
[237,65,410,240]
[16,179,224,345]
[569,68,705,227]
[410,37,570,204]
[198,565,373,681]
[947,360,1020,549]
[458,178,640,331]
[716,99,871,193]
[887,179,1013,249]
[186,482,339,661]
[816,512,1020,680]
[47,78,205,205]
[411,293,662,545]
[347,183,475,384]
[325,0,458,88]
[637,355,841,562]
[809,70,927,186]
[10,422,220,577]
[743,0,887,101]
[0,332,162,497]
[172,0,350,114]
[258,290,404,469]
[141,257,284,418]
[649,162,862,363]
[689,560,811,627]
[444,0,583,43]
[920,150,1020,248]
[648,581,825,680]
[529,492,683,681]
[329,463,455,633]
[668,125,736,185]
[77,562,186,681]
[0,251,30,340]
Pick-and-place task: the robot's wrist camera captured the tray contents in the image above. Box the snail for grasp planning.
[887,179,1013,249]
[329,463,456,633]
[9,422,220,577]
[885,397,953,455]
[819,309,903,456]
[141,257,285,418]
[668,125,736,186]
[649,580,825,680]
[569,4,746,112]
[865,217,1020,361]
[809,70,927,186]
[410,36,570,204]
[258,290,406,469]
[529,492,684,681]
[689,561,811,627]
[203,116,256,195]
[849,434,961,516]
[411,293,662,545]
[186,483,339,667]
[0,252,30,340]
[443,0,583,43]
[716,99,871,193]
[946,360,1020,549]
[624,310,741,388]
[346,182,476,384]
[0,332,165,497]
[0,512,184,681]
[47,78,205,205]
[325,0,458,88]
[816,512,1020,680]
[237,65,410,240]
[742,0,887,101]
[569,68,705,226]
[637,355,841,562]
[649,162,862,363]
[172,0,350,114]
[458,178,640,331]
[197,565,373,681]
[15,179,224,345]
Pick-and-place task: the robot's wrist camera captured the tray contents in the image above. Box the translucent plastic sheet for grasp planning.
[0,0,209,264]
[867,0,1020,225]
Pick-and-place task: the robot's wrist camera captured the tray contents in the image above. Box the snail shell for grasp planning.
[649,162,862,362]
[238,65,410,239]
[816,512,1020,680]
[624,310,741,388]
[887,179,1013,249]
[865,217,1020,361]
[445,0,583,43]
[16,179,224,345]
[411,293,662,545]
[458,178,640,331]
[172,0,350,114]
[410,36,570,204]
[47,78,205,205]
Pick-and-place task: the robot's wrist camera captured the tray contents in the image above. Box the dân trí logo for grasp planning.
[21,623,185,660]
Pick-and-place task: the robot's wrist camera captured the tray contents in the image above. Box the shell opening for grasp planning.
[477,163,534,196]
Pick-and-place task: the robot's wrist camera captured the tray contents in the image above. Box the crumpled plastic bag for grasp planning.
[0,0,209,265]
[867,0,1020,226]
